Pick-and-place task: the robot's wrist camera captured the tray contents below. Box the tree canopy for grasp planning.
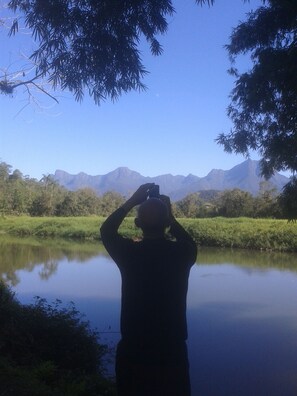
[1,0,212,103]
[217,0,297,177]
[215,0,297,218]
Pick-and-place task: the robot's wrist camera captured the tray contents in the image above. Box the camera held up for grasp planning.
[148,185,160,199]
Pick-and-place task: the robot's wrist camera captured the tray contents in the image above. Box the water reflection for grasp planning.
[197,247,297,271]
[0,236,108,286]
[1,237,297,395]
[1,237,297,288]
[188,260,297,396]
[188,301,297,396]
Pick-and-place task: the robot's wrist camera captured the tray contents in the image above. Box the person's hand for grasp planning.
[126,183,155,207]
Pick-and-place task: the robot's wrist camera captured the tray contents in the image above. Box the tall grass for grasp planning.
[0,216,104,239]
[0,215,296,252]
[182,217,297,251]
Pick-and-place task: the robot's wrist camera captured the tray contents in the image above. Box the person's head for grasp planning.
[135,198,170,237]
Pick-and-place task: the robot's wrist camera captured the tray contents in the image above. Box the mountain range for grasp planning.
[53,159,289,201]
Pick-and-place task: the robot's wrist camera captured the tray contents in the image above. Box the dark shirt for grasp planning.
[100,207,197,343]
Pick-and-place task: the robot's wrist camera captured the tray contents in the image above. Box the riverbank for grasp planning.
[0,216,296,252]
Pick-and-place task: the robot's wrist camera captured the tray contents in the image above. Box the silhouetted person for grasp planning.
[100,183,197,396]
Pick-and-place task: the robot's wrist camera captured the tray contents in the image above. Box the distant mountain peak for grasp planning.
[111,166,131,172]
[53,160,289,201]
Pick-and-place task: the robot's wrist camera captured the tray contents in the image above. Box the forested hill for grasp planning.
[53,159,288,200]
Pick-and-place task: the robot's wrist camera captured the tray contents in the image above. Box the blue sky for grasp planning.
[1,0,262,180]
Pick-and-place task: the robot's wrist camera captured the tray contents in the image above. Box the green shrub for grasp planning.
[0,282,116,396]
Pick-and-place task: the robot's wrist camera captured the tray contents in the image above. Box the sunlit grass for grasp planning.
[0,215,296,252]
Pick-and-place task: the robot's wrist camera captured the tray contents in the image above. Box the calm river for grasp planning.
[1,236,297,396]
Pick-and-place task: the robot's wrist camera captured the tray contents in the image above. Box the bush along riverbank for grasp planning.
[0,216,296,252]
[0,282,116,396]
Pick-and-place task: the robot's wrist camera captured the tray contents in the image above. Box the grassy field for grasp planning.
[0,215,296,252]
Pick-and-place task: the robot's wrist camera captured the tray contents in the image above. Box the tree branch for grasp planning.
[31,81,59,104]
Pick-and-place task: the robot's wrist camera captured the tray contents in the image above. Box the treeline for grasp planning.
[0,162,125,217]
[173,188,282,219]
[0,161,287,218]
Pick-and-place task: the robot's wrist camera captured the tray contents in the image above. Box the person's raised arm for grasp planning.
[160,195,197,262]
